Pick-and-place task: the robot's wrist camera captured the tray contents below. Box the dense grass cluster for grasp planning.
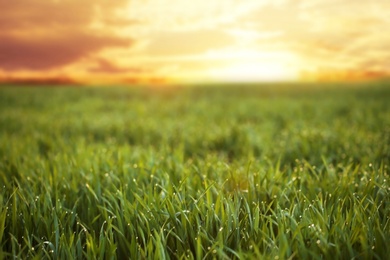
[0,82,389,259]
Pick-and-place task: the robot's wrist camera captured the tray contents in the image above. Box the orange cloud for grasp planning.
[0,33,131,71]
[0,75,79,86]
[88,59,146,74]
[0,0,129,30]
[0,0,134,73]
[300,69,390,82]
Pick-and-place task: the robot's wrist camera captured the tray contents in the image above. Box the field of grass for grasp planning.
[0,82,389,259]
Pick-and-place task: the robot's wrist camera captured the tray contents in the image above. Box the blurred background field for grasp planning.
[1,82,389,166]
[0,82,389,259]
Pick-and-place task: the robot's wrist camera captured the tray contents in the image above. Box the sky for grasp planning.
[1,0,390,84]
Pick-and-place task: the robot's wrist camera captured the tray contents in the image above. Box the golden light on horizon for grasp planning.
[201,48,299,82]
[0,0,389,84]
[208,62,298,82]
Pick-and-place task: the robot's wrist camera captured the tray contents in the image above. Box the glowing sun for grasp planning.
[208,61,298,82]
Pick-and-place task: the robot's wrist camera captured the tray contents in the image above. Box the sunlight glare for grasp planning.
[208,62,298,82]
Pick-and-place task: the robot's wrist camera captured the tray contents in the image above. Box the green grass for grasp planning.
[0,82,389,259]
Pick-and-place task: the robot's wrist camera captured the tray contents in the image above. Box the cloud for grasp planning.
[0,0,134,71]
[235,0,390,74]
[145,29,236,56]
[0,0,130,30]
[300,68,390,82]
[0,33,131,71]
[0,75,79,86]
[121,0,274,32]
[88,59,146,74]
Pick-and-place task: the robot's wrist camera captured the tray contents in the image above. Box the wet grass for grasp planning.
[0,82,389,259]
